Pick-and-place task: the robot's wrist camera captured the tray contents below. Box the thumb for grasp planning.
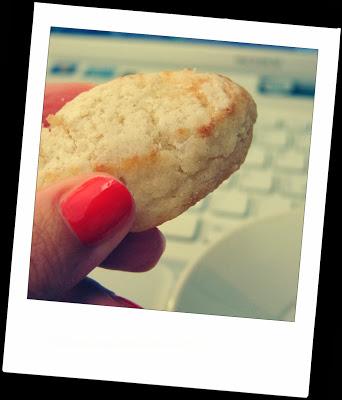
[29,173,135,300]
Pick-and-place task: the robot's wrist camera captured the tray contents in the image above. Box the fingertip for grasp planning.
[59,176,135,246]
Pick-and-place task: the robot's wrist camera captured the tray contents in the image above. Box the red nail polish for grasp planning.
[113,295,143,309]
[60,176,134,245]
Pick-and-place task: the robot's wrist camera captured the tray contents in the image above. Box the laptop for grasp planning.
[46,28,317,319]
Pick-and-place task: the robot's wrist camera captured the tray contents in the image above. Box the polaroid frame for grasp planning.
[3,3,340,397]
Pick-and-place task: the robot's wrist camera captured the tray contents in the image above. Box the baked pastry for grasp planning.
[38,70,257,231]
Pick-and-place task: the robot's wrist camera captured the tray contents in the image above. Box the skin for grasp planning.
[29,82,166,308]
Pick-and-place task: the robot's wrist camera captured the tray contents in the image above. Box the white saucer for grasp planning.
[167,208,305,321]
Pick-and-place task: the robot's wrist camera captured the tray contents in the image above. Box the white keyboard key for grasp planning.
[274,151,307,172]
[254,195,292,218]
[200,217,246,244]
[162,240,204,262]
[244,147,267,168]
[210,190,249,217]
[256,116,285,130]
[280,175,307,197]
[295,135,311,151]
[274,118,286,129]
[286,120,312,134]
[160,213,200,240]
[239,171,273,193]
[258,129,288,148]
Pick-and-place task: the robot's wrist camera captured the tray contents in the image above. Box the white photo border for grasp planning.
[3,3,340,397]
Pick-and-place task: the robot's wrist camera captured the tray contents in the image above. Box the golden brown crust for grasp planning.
[197,105,235,138]
[93,150,159,175]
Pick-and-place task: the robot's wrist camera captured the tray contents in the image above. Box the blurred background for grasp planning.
[45,28,317,320]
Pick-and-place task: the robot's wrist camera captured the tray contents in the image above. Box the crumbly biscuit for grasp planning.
[38,70,257,231]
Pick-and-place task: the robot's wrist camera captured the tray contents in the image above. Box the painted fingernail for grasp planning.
[60,176,134,245]
[112,295,143,309]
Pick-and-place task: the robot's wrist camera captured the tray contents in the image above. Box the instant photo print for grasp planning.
[3,3,340,398]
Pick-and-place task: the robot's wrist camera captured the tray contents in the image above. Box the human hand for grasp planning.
[29,83,165,307]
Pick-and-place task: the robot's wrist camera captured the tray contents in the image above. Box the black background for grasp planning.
[3,1,340,398]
